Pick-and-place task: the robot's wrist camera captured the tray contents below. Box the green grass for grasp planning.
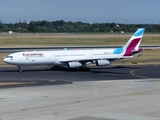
[0,33,160,47]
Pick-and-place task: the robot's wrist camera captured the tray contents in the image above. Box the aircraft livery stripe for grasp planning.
[133,28,145,36]
[123,38,141,56]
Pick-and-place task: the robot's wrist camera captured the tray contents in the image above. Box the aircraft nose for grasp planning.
[3,58,11,63]
[3,58,8,63]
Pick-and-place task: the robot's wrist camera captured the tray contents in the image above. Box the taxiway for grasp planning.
[0,65,160,82]
[0,65,160,120]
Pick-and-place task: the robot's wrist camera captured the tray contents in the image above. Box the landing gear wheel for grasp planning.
[18,66,22,72]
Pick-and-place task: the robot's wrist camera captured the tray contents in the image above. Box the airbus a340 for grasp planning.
[3,28,145,72]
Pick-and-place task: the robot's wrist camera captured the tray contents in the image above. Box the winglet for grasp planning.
[63,48,67,51]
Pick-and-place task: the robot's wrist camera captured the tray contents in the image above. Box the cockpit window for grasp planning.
[7,56,13,58]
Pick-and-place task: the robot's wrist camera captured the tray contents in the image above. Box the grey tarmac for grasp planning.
[0,65,160,120]
[0,65,160,82]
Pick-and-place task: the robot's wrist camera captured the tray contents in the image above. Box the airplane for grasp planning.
[3,28,145,72]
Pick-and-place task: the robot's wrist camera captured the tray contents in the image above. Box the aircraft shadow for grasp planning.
[50,66,133,75]
[1,68,51,72]
[1,65,140,74]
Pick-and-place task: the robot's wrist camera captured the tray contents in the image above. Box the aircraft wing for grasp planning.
[58,55,133,63]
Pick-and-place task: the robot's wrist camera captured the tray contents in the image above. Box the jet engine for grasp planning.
[96,60,110,66]
[68,61,82,68]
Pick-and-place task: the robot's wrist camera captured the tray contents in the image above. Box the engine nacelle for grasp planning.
[68,61,82,68]
[96,60,110,66]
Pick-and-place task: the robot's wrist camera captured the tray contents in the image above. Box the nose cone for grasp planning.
[3,58,13,64]
[3,58,8,63]
[3,54,15,65]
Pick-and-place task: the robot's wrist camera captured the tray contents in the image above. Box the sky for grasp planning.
[0,0,160,24]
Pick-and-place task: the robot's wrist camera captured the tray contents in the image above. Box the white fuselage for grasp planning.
[3,49,115,66]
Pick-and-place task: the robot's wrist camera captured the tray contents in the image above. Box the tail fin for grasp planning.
[123,28,145,56]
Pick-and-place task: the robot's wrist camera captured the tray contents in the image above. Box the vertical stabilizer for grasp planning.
[123,28,145,56]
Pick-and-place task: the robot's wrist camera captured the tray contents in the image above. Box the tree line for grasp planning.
[0,20,160,33]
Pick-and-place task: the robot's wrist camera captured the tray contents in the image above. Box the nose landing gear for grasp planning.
[18,66,22,72]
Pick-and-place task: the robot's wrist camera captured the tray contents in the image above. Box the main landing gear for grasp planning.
[18,66,22,72]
